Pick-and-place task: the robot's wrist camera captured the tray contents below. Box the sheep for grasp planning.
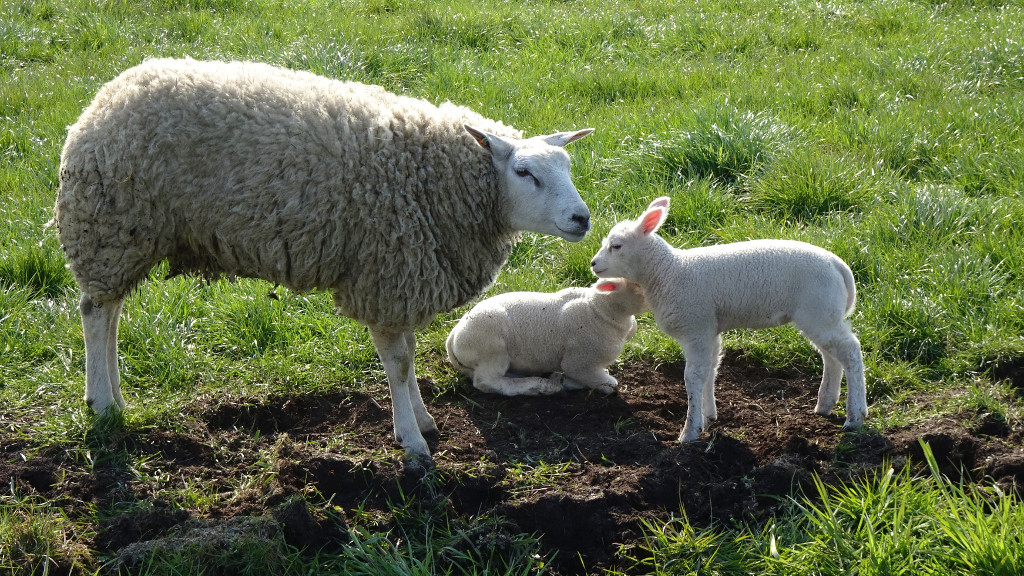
[590,197,867,442]
[52,57,594,459]
[446,278,647,396]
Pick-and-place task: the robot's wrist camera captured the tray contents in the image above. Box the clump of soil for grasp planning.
[3,353,1022,575]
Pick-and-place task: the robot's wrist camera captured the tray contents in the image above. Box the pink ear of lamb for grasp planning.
[639,206,666,236]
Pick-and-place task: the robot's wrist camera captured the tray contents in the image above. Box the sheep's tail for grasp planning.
[835,259,857,317]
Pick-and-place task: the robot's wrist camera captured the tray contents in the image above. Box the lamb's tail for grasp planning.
[834,259,857,317]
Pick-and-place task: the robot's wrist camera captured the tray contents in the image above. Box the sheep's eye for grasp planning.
[515,167,539,185]
[610,244,623,251]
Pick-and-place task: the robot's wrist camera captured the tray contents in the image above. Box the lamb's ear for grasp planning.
[541,129,594,147]
[465,125,513,160]
[638,205,668,236]
[595,280,619,292]
[647,196,671,211]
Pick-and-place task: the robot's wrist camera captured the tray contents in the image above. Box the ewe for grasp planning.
[590,197,867,442]
[53,58,593,459]
[446,278,647,396]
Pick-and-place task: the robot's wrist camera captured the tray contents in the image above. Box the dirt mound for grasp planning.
[3,354,1021,575]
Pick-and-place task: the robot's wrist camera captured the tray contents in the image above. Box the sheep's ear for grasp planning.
[638,205,668,236]
[541,129,594,147]
[648,196,671,211]
[465,125,513,159]
[595,281,619,292]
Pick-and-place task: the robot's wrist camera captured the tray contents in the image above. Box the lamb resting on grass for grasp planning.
[446,278,647,396]
[53,57,594,459]
[590,197,867,442]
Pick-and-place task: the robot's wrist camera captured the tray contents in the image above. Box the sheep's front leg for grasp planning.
[368,327,431,459]
[678,336,718,443]
[558,369,618,395]
[81,294,122,414]
[403,332,437,435]
[473,364,563,396]
[106,299,126,410]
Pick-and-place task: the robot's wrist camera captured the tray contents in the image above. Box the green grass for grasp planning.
[613,442,1024,576]
[2,0,1024,573]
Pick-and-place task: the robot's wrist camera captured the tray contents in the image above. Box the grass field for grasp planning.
[2,0,1024,574]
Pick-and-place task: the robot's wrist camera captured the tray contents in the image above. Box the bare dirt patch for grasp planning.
[4,353,1023,575]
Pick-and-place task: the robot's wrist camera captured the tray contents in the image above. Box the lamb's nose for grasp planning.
[570,213,590,231]
[590,258,597,267]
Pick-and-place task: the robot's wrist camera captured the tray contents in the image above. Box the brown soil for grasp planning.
[4,352,1023,575]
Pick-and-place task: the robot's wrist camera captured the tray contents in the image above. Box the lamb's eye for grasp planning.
[610,244,622,251]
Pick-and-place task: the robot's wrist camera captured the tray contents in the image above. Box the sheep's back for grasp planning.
[55,58,521,328]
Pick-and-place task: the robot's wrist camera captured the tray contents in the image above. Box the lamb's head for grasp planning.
[465,125,593,242]
[590,196,670,281]
[592,278,649,316]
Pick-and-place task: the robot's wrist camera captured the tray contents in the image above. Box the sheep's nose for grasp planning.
[590,258,597,267]
[570,213,590,231]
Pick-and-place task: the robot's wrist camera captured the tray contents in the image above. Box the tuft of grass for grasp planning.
[614,440,1024,576]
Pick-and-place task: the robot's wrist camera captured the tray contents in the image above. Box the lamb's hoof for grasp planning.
[841,418,864,431]
[677,428,701,443]
[594,384,618,395]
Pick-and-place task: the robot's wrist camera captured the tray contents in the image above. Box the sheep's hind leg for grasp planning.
[803,325,867,430]
[811,346,843,417]
[81,294,122,415]
[369,327,431,459]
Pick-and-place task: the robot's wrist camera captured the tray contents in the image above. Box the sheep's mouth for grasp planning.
[557,225,589,242]
[591,266,609,276]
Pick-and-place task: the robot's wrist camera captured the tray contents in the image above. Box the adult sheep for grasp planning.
[53,57,593,459]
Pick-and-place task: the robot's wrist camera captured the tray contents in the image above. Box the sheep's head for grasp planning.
[593,278,649,315]
[465,125,593,242]
[590,197,670,281]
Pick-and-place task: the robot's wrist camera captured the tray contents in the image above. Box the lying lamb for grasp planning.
[53,57,594,459]
[446,278,647,396]
[590,197,867,442]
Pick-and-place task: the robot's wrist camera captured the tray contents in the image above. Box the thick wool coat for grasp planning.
[55,58,521,329]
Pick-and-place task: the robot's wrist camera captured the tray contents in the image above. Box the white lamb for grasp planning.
[53,58,594,459]
[590,197,867,442]
[446,278,647,396]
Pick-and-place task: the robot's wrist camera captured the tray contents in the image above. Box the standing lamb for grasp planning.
[446,278,647,396]
[590,197,867,442]
[53,57,594,459]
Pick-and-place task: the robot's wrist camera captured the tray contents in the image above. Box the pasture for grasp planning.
[2,0,1023,573]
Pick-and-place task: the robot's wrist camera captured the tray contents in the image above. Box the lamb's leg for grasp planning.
[559,368,618,394]
[473,363,563,396]
[106,299,126,410]
[812,346,843,416]
[368,326,430,458]
[803,325,867,429]
[403,332,437,435]
[81,294,120,414]
[703,334,723,422]
[678,335,719,443]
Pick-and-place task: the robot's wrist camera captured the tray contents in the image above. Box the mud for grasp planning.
[3,353,1022,574]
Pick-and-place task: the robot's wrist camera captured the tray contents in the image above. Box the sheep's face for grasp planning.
[465,126,593,242]
[591,197,671,281]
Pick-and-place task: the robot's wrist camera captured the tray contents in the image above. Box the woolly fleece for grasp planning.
[54,58,522,330]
